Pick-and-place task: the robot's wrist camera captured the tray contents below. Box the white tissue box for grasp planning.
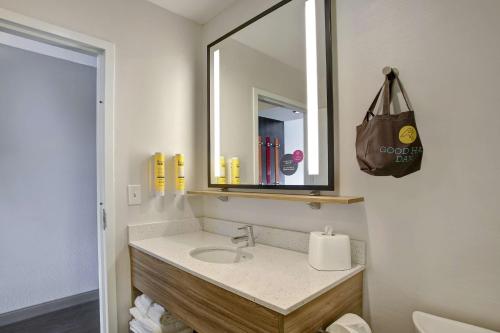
[308,232,351,271]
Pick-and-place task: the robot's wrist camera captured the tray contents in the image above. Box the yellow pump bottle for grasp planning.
[153,152,165,196]
[175,153,185,194]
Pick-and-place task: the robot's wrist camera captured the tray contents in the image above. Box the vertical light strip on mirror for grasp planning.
[213,49,221,178]
[305,0,319,175]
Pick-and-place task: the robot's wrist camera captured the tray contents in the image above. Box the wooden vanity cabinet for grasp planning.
[130,247,363,333]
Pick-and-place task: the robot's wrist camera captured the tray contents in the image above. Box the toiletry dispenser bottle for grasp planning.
[308,226,351,271]
[174,153,185,194]
[230,157,240,184]
[217,156,226,184]
[153,152,165,196]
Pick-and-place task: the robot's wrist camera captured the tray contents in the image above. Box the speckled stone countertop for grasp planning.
[129,231,365,315]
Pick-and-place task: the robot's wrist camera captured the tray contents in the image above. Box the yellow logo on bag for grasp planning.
[399,125,417,144]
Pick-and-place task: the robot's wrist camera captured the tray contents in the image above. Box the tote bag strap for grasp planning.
[363,81,384,122]
[364,78,391,122]
[381,76,391,115]
[394,75,413,111]
[363,73,413,122]
[382,75,415,114]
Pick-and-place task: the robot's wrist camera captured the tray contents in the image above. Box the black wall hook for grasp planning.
[381,67,401,103]
[382,66,399,82]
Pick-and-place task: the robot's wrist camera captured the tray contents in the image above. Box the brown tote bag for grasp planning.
[356,72,423,178]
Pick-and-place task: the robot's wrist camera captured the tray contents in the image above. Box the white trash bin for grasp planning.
[326,313,372,333]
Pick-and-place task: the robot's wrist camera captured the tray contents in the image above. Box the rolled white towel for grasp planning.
[129,323,140,333]
[130,307,145,321]
[129,307,162,333]
[130,319,148,333]
[134,294,153,316]
[147,303,165,324]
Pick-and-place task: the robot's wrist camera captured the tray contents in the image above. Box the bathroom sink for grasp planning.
[190,246,253,264]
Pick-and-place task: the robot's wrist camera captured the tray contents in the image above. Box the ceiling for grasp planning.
[259,106,304,122]
[231,0,306,72]
[145,0,240,24]
[259,101,304,122]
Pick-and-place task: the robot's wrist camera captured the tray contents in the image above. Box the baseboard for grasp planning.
[0,289,99,327]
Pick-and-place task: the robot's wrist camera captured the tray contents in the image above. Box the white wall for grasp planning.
[283,118,304,185]
[0,1,202,331]
[214,38,306,184]
[202,0,500,332]
[0,44,98,314]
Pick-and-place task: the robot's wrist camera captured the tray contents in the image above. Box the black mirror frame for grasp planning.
[207,0,334,191]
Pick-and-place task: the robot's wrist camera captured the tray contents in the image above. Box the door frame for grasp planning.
[0,8,117,333]
[251,87,306,184]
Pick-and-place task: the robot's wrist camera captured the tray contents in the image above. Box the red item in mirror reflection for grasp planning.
[274,137,280,185]
[266,136,271,185]
[293,150,304,163]
[258,136,263,185]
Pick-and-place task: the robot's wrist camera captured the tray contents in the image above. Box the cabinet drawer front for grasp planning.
[283,272,363,333]
[130,247,282,333]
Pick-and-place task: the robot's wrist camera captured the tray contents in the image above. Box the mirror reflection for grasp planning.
[209,0,332,188]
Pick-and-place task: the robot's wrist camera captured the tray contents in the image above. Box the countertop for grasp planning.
[129,231,365,315]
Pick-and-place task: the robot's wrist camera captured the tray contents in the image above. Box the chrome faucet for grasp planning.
[231,225,255,247]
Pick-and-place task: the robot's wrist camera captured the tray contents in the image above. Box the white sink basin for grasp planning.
[190,246,253,264]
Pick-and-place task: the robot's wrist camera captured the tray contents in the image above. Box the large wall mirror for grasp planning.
[208,0,334,190]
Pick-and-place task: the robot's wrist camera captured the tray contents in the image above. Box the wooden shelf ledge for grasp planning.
[187,190,364,208]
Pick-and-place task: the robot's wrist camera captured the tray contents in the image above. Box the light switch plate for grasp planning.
[128,185,142,205]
